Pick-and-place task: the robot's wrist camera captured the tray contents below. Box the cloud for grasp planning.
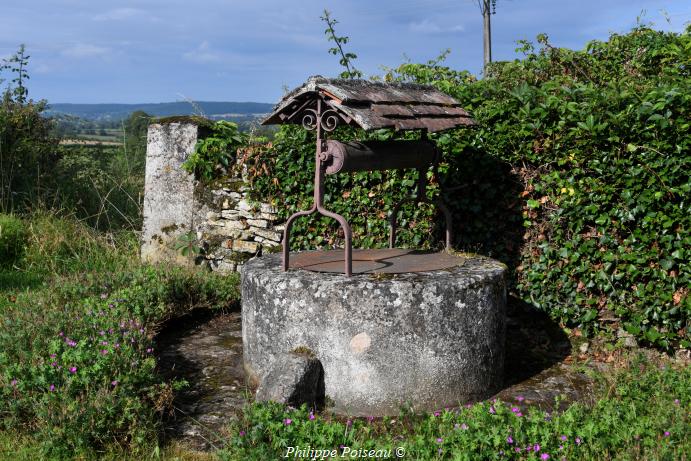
[409,19,465,34]
[182,41,220,63]
[61,43,110,59]
[93,8,142,21]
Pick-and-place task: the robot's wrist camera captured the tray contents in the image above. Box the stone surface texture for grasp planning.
[255,352,325,409]
[242,253,507,416]
[141,121,283,272]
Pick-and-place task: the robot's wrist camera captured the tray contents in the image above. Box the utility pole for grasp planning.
[482,0,492,71]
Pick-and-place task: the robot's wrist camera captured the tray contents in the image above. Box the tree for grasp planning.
[1,44,30,104]
[320,10,363,79]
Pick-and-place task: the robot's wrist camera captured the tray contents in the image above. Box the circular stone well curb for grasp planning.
[241,252,506,416]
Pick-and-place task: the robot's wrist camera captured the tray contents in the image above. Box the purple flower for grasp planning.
[511,407,520,413]
[674,399,680,405]
[460,423,468,430]
[239,431,245,437]
[309,412,315,421]
[146,348,153,354]
[114,343,120,349]
[99,331,105,336]
[559,445,564,450]
[111,380,118,386]
[540,454,550,460]
[560,435,567,441]
[51,362,58,367]
[101,341,108,346]
[516,395,525,402]
[49,384,55,391]
[10,379,17,386]
[507,436,514,444]
[434,411,441,417]
[101,349,108,355]
[49,353,56,358]
[664,431,670,437]
[575,437,582,445]
[489,406,496,414]
[69,366,77,374]
[58,331,64,337]
[514,447,521,453]
[534,443,541,452]
[346,419,352,427]
[367,416,374,423]
[436,438,443,443]
[283,418,292,425]
[516,412,523,417]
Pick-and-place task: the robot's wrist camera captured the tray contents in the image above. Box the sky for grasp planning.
[0,0,688,104]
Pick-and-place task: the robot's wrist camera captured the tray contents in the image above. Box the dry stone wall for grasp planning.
[141,120,283,273]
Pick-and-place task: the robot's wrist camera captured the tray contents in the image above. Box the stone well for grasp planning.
[242,250,507,416]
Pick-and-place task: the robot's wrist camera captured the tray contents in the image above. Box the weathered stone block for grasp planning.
[233,240,259,253]
[252,228,283,242]
[255,352,324,409]
[246,219,269,229]
[221,210,240,219]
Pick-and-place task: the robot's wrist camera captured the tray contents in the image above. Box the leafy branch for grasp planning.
[320,10,363,79]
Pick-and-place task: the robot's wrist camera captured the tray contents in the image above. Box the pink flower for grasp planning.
[575,437,582,445]
[436,438,443,443]
[51,362,57,367]
[10,379,17,386]
[507,436,514,444]
[534,443,541,452]
[460,423,468,430]
[101,349,108,355]
[434,411,441,417]
[239,431,245,437]
[674,399,680,405]
[540,454,550,460]
[111,380,118,386]
[560,435,567,441]
[489,406,496,414]
[69,366,77,374]
[511,407,520,413]
[146,348,153,353]
[49,384,55,391]
[283,418,292,425]
[516,395,525,402]
[664,431,670,437]
[49,354,56,358]
[309,412,315,420]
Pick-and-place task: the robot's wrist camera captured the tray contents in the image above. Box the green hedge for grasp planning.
[205,26,690,349]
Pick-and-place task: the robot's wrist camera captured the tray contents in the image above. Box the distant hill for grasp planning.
[45,101,274,121]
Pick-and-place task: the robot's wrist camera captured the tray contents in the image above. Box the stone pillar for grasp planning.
[141,121,204,266]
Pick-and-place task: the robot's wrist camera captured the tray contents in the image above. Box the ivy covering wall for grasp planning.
[190,26,690,350]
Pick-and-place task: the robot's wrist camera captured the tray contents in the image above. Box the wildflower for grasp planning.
[674,399,680,405]
[111,380,118,386]
[58,331,64,337]
[346,419,352,427]
[101,341,108,346]
[507,436,514,444]
[664,431,670,437]
[436,438,443,443]
[454,424,460,429]
[460,423,468,430]
[283,418,292,425]
[114,343,120,349]
[575,437,582,445]
[99,331,105,336]
[49,384,55,391]
[540,454,550,460]
[534,443,541,452]
[367,416,374,423]
[146,348,153,354]
[437,448,442,455]
[516,395,525,402]
[10,379,17,386]
[69,366,77,374]
[559,445,564,450]
[434,411,441,417]
[51,362,58,367]
[560,435,567,441]
[239,431,245,437]
[309,412,316,421]
[516,412,523,417]
[514,447,521,453]
[101,349,108,355]
[489,406,496,414]
[49,353,56,358]
[100,293,108,299]
[511,407,520,413]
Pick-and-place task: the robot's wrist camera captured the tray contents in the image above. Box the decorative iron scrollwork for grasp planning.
[301,108,343,132]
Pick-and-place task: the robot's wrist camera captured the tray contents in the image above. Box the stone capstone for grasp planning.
[255,352,325,409]
[242,252,507,416]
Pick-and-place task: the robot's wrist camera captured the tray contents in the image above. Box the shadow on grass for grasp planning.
[0,270,44,293]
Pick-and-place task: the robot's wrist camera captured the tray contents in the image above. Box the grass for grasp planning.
[221,355,689,460]
[0,212,240,460]
[0,212,689,460]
